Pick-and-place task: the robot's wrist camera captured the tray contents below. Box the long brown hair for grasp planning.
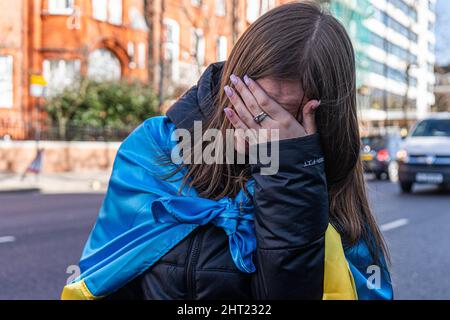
[178,1,388,262]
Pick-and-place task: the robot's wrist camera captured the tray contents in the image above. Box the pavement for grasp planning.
[0,178,449,300]
[0,171,111,194]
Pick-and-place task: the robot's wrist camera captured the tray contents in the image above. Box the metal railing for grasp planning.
[0,123,137,142]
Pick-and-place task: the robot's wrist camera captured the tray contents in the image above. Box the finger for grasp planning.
[224,107,253,153]
[230,74,264,117]
[224,107,248,130]
[224,85,258,129]
[300,100,320,135]
[243,75,288,120]
[234,131,248,156]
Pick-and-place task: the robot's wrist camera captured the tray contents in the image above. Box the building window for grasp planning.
[0,56,13,108]
[246,0,274,23]
[428,41,435,54]
[216,36,228,61]
[43,59,81,96]
[370,31,417,64]
[93,0,108,21]
[129,6,148,30]
[428,0,435,11]
[246,0,259,23]
[48,0,74,15]
[88,49,121,81]
[108,0,123,25]
[128,42,136,68]
[368,58,418,87]
[191,28,205,66]
[387,0,417,22]
[92,0,122,24]
[138,43,146,70]
[261,0,275,15]
[215,0,226,16]
[164,19,180,81]
[373,8,418,42]
[191,0,202,7]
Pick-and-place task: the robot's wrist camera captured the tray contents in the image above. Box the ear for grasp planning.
[299,100,320,135]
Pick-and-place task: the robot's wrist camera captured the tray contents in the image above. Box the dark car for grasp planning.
[361,133,402,181]
[397,114,450,193]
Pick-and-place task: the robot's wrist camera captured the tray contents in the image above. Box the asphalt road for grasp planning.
[367,180,450,300]
[0,180,449,300]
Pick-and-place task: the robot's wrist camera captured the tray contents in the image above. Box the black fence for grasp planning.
[0,123,137,142]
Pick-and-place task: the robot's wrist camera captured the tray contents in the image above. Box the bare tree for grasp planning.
[401,0,419,129]
[143,0,166,111]
[178,0,212,75]
[143,0,154,86]
[231,0,240,45]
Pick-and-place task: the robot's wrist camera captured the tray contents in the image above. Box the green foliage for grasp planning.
[45,79,160,139]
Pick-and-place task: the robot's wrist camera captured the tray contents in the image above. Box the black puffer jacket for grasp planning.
[107,63,329,300]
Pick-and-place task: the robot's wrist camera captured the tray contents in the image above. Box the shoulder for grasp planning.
[120,116,177,152]
[110,116,183,185]
[136,116,176,143]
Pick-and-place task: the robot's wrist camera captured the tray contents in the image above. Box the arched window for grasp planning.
[87,49,121,81]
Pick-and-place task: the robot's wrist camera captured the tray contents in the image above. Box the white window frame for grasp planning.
[216,36,228,61]
[108,0,123,25]
[215,0,226,16]
[246,0,260,23]
[246,0,275,23]
[191,28,205,66]
[261,0,275,15]
[164,18,180,81]
[92,0,108,21]
[191,0,202,7]
[48,0,74,15]
[43,59,81,96]
[92,0,122,24]
[0,55,13,108]
[138,43,146,70]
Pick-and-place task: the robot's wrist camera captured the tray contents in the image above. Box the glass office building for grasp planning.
[329,0,436,127]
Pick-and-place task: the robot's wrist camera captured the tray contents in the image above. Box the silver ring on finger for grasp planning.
[253,112,269,125]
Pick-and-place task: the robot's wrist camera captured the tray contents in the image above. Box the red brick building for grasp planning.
[0,0,290,140]
[0,0,148,139]
[147,0,290,98]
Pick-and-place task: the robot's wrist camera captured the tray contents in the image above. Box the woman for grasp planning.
[63,2,393,300]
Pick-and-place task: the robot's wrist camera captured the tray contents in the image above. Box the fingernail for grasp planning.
[313,100,321,110]
[244,75,251,86]
[230,74,238,85]
[224,107,233,118]
[224,86,233,97]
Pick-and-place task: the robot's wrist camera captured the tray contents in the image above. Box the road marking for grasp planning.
[380,219,409,232]
[0,236,16,244]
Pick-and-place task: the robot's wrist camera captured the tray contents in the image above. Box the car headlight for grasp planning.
[396,150,409,163]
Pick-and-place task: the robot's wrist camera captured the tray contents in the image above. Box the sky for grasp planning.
[436,0,450,66]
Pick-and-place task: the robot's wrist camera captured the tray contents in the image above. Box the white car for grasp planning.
[397,113,450,193]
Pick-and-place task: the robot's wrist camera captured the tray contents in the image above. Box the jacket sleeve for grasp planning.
[250,133,329,300]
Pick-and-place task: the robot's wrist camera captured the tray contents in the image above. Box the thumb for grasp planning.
[300,100,320,135]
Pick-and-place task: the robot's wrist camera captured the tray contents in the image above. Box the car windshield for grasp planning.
[361,136,386,149]
[411,119,450,137]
